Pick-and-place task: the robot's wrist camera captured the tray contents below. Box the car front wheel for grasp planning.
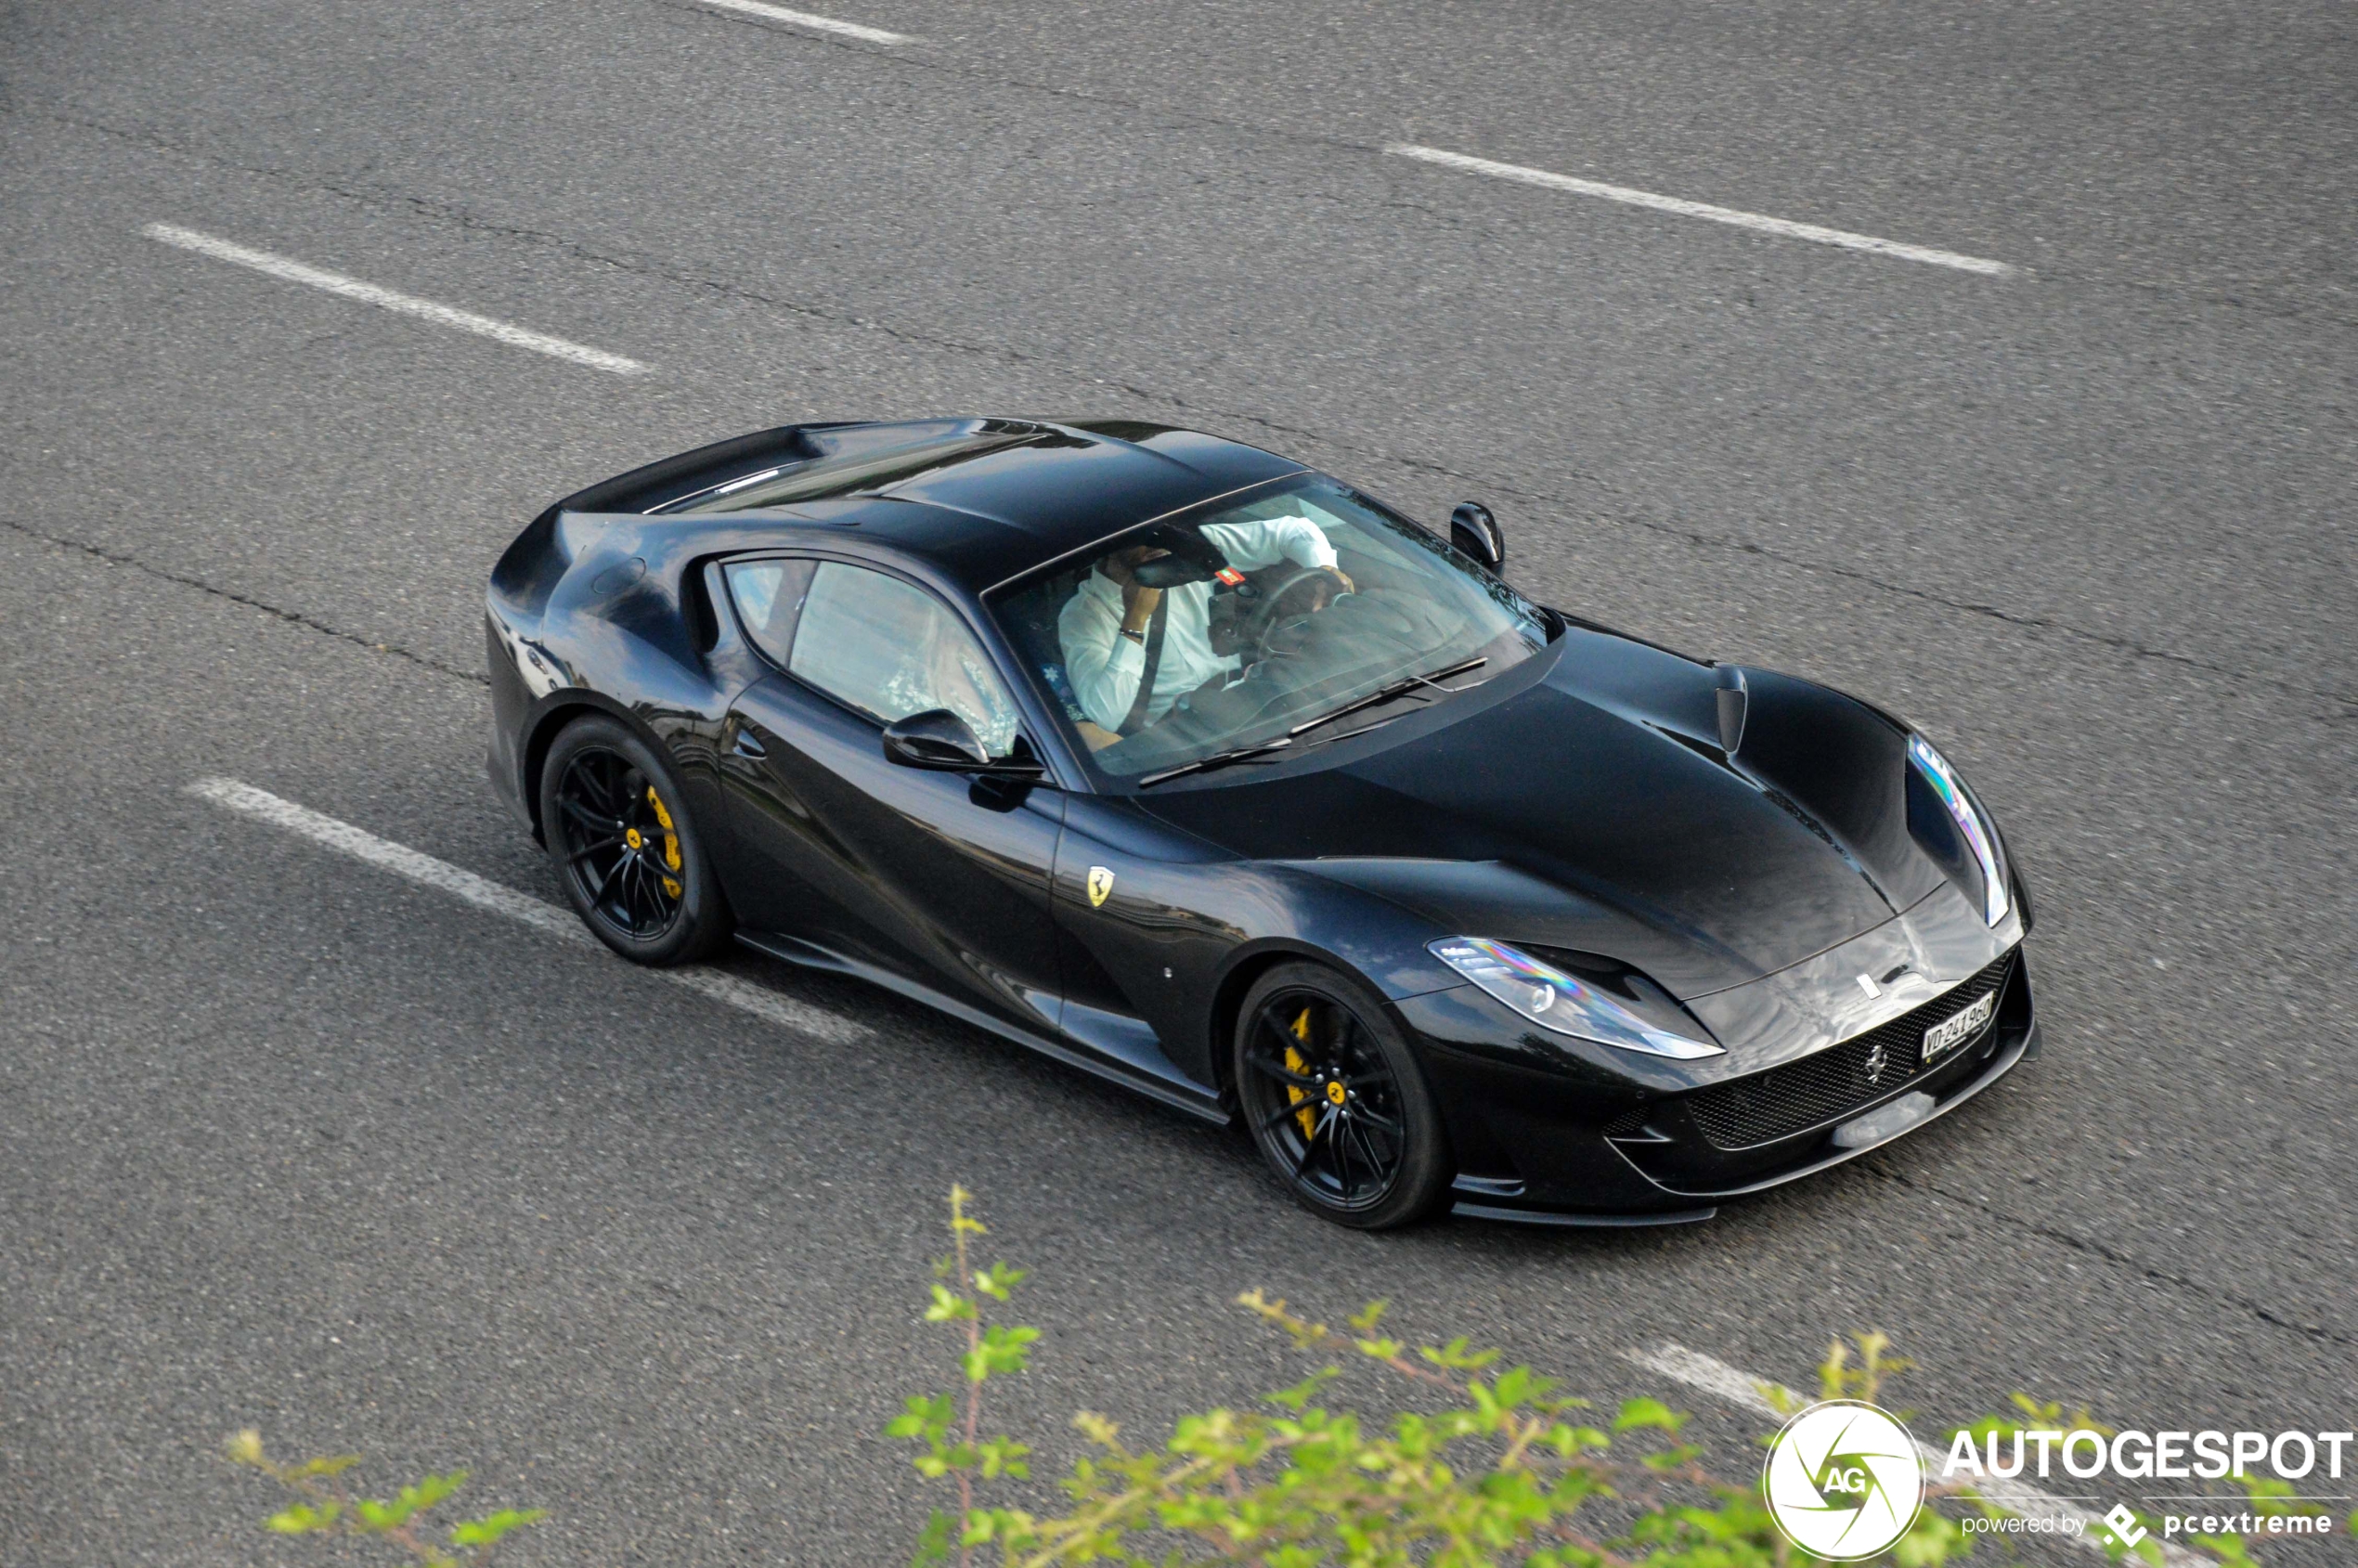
[539,714,732,965]
[1234,962,1452,1230]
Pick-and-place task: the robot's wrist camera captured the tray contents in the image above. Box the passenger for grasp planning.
[867,586,1019,758]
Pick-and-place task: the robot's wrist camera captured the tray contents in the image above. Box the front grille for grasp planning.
[1681,953,2015,1150]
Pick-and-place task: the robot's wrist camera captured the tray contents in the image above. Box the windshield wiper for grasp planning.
[1134,656,1488,787]
[1288,656,1488,742]
[1134,735,1293,787]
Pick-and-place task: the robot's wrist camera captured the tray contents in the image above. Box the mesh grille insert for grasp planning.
[1682,954,2014,1151]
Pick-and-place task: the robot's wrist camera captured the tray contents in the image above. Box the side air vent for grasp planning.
[1715,665,1748,755]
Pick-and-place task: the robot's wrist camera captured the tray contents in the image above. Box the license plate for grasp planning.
[1922,990,1996,1062]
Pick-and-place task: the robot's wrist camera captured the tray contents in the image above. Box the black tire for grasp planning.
[538,715,732,965]
[1232,961,1452,1229]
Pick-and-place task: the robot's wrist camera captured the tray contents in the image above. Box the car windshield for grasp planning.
[991,475,1551,781]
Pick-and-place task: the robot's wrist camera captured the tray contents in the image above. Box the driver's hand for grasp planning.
[1302,568,1354,609]
[1106,546,1170,635]
[1121,582,1163,633]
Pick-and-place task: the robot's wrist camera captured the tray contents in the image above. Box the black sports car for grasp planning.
[486,418,2038,1229]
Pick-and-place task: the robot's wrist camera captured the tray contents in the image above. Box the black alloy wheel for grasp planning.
[1234,962,1451,1229]
[539,715,731,965]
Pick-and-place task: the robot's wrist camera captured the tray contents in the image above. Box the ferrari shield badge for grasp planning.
[1086,866,1116,908]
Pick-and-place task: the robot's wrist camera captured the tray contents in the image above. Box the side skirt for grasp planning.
[732,930,1231,1126]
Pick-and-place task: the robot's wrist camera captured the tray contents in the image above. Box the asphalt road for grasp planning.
[2,0,2353,1562]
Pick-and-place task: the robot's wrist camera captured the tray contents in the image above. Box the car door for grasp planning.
[1046,793,1237,1098]
[714,557,1067,1038]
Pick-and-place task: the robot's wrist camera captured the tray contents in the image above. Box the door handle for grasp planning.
[732,728,769,759]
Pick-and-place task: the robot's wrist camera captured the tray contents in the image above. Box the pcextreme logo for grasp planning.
[1762,1400,1925,1561]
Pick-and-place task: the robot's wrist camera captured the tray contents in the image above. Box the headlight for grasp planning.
[1427,938,1723,1059]
[1907,735,2010,927]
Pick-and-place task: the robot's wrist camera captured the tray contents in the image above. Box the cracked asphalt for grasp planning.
[1,0,2352,1562]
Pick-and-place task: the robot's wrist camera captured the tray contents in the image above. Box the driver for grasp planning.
[1057,514,1349,742]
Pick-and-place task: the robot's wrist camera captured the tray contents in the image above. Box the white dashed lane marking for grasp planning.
[1626,1342,2203,1563]
[1386,145,2014,276]
[144,225,654,374]
[685,0,913,45]
[189,778,866,1045]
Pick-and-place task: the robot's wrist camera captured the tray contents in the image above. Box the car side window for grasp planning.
[725,557,819,665]
[787,563,1022,758]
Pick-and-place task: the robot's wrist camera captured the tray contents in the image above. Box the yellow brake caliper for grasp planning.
[1284,1006,1317,1139]
[647,786,683,898]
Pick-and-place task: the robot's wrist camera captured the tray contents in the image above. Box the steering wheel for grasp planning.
[1235,564,1354,659]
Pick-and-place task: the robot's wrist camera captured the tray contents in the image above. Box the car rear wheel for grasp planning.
[539,715,732,965]
[1234,962,1451,1229]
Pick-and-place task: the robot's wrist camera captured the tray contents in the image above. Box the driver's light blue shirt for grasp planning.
[1057,517,1338,732]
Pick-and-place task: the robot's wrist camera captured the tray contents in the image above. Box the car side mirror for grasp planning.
[881,709,1044,777]
[1449,502,1505,572]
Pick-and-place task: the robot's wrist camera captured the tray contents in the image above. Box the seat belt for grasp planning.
[1117,596,1170,736]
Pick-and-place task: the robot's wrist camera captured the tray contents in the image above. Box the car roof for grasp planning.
[565,418,1308,595]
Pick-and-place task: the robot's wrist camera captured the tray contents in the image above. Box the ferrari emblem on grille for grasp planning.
[1086,866,1116,907]
[1863,1041,1889,1083]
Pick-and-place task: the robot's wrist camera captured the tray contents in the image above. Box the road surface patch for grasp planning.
[686,0,913,45]
[143,224,654,374]
[189,777,866,1044]
[1386,145,2012,276]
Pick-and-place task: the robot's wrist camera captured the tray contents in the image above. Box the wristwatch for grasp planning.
[1121,626,1147,644]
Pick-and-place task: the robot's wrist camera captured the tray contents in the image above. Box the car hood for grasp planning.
[1138,630,1947,1000]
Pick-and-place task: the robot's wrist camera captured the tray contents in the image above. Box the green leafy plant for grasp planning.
[887,1183,1043,1562]
[217,1187,2340,1567]
[226,1429,546,1566]
[892,1186,2338,1567]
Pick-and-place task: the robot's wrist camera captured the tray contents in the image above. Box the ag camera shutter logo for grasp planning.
[1763,1400,1925,1560]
